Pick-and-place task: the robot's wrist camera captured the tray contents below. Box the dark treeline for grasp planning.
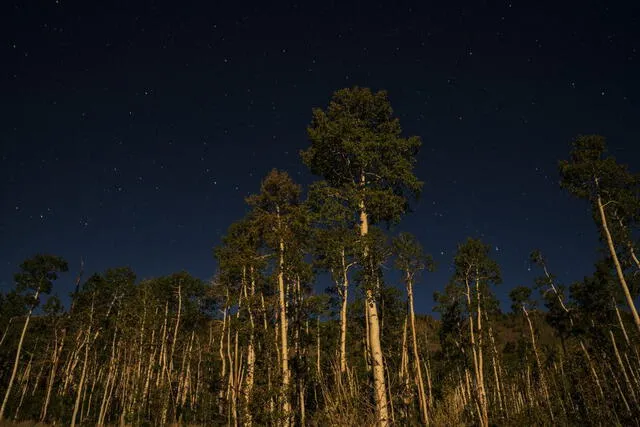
[1,87,639,426]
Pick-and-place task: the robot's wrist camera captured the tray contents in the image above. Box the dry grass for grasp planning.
[311,361,377,426]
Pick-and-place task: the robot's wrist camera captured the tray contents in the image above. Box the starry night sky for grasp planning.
[1,1,639,313]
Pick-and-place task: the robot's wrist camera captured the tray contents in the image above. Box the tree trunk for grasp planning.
[367,292,387,422]
[218,299,228,415]
[278,232,291,424]
[339,248,349,375]
[359,187,389,427]
[522,306,553,421]
[243,266,256,427]
[596,193,640,335]
[41,327,65,421]
[364,301,371,373]
[0,318,14,348]
[98,326,118,425]
[71,299,94,427]
[407,279,429,425]
[487,323,503,414]
[14,353,33,421]
[316,317,321,378]
[465,278,486,427]
[579,341,605,401]
[0,288,39,421]
[610,329,638,406]
[475,277,488,427]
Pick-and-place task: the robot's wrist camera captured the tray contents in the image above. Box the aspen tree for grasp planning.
[246,169,305,425]
[510,286,554,421]
[0,255,68,421]
[304,87,422,426]
[393,232,434,425]
[445,238,501,427]
[307,181,357,376]
[559,135,640,335]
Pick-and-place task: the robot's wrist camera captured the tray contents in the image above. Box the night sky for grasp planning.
[2,1,639,314]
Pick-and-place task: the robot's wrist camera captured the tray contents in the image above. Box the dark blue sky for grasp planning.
[1,1,639,313]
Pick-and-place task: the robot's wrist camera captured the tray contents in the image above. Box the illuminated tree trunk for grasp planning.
[0,318,14,348]
[71,300,93,427]
[407,276,429,425]
[610,329,638,406]
[277,206,291,425]
[486,322,503,414]
[522,305,553,421]
[465,279,487,427]
[475,277,488,427]
[339,248,350,375]
[41,327,65,421]
[243,266,256,427]
[400,316,410,401]
[360,190,389,427]
[596,193,640,335]
[218,297,228,416]
[97,326,118,425]
[0,288,39,421]
[314,317,320,378]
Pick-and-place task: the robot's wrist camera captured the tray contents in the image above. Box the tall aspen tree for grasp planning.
[303,87,422,426]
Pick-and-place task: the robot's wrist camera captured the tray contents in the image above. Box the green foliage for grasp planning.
[559,135,640,252]
[451,238,502,319]
[246,169,307,257]
[392,232,435,283]
[4,98,640,426]
[303,86,422,225]
[14,254,68,302]
[509,285,533,314]
[559,135,638,203]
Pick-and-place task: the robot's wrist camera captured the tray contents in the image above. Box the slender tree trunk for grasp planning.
[364,301,371,373]
[41,327,65,421]
[98,326,118,425]
[316,317,321,378]
[400,316,411,415]
[243,266,256,427]
[218,300,227,415]
[614,303,632,348]
[579,341,605,400]
[540,261,608,404]
[71,299,94,427]
[0,318,14,348]
[487,323,503,414]
[423,351,433,410]
[142,322,157,415]
[0,288,39,421]
[596,193,640,335]
[359,189,389,427]
[522,306,553,421]
[475,277,488,427]
[31,342,48,397]
[465,278,487,427]
[610,329,638,405]
[278,235,291,424]
[339,248,349,375]
[607,360,632,415]
[14,353,33,421]
[630,244,640,271]
[407,279,429,425]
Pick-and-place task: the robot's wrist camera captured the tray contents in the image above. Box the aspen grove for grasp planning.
[1,88,640,426]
